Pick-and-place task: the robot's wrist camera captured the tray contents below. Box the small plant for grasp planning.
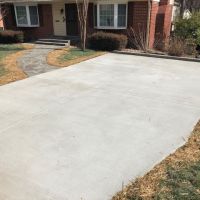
[88,32,128,51]
[184,38,197,55]
[127,25,147,51]
[167,37,185,57]
[0,30,24,43]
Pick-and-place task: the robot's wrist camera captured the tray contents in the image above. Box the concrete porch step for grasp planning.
[35,38,70,47]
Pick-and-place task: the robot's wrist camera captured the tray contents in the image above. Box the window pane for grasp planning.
[29,6,39,25]
[118,4,126,27]
[16,6,28,25]
[99,4,114,27]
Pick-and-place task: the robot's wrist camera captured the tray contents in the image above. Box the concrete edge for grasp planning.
[113,50,200,63]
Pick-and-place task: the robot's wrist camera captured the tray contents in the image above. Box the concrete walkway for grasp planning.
[0,53,200,200]
[18,44,58,76]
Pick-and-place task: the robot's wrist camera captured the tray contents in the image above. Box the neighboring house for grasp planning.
[173,0,200,21]
[0,0,174,48]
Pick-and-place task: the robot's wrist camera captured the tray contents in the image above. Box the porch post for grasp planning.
[148,0,159,49]
[162,0,174,45]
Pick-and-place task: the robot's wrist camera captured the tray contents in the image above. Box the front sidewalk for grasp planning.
[18,44,58,77]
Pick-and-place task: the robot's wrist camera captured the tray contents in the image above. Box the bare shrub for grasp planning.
[167,37,185,56]
[184,38,197,55]
[127,24,147,51]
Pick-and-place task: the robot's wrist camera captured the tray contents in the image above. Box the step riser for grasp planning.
[38,39,70,43]
[35,42,68,46]
[35,38,70,47]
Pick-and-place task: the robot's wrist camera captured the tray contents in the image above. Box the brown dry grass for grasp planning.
[0,44,33,86]
[47,47,105,67]
[112,121,200,200]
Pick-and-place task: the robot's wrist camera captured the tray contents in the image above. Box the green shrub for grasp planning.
[174,12,200,46]
[88,32,128,51]
[184,38,197,55]
[0,30,24,43]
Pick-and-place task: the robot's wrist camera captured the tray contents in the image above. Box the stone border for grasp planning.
[114,50,200,63]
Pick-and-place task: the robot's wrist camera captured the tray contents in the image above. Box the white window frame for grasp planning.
[14,4,40,27]
[95,2,128,29]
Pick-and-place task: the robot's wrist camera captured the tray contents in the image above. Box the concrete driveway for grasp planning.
[0,53,200,200]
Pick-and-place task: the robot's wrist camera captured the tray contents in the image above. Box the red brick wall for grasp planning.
[149,1,159,48]
[128,1,148,31]
[155,0,173,48]
[4,4,53,40]
[133,2,148,30]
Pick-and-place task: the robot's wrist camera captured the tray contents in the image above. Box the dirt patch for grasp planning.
[0,44,33,86]
[112,121,200,200]
[47,47,105,67]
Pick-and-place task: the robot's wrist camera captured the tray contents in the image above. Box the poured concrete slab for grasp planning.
[0,53,200,200]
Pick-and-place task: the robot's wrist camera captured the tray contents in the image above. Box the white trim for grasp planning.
[95,2,127,29]
[14,3,40,27]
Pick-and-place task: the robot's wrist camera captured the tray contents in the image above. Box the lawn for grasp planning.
[113,121,200,200]
[156,161,200,199]
[47,47,105,67]
[59,48,96,61]
[0,44,25,77]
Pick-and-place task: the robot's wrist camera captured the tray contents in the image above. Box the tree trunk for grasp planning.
[76,0,89,51]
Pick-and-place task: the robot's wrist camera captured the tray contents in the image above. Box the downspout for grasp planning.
[146,0,151,49]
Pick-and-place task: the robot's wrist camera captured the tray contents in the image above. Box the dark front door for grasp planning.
[65,4,79,36]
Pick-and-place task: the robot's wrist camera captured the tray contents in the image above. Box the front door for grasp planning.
[65,4,79,36]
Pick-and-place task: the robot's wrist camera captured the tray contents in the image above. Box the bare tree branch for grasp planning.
[127,25,148,51]
[176,0,200,17]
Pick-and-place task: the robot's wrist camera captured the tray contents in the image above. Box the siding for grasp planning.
[52,2,66,36]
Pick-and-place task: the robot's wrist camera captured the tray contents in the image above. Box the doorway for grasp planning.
[65,4,79,36]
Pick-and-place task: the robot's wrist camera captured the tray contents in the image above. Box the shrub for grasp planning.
[174,12,200,46]
[88,32,128,51]
[167,37,185,56]
[0,30,24,43]
[184,38,197,55]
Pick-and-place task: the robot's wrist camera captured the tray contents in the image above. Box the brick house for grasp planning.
[0,0,174,48]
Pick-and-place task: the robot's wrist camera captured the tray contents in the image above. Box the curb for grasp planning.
[113,50,200,63]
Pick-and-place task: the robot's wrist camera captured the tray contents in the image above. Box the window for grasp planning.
[95,3,127,29]
[29,6,39,26]
[15,6,28,25]
[14,5,39,27]
[118,4,126,27]
[99,4,114,27]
